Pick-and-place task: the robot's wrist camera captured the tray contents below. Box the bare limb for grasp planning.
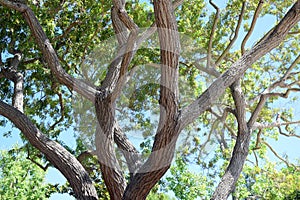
[241,0,264,55]
[193,61,221,77]
[262,141,296,168]
[216,1,246,65]
[207,0,220,68]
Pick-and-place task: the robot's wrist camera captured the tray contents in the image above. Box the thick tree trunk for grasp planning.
[95,99,126,200]
[122,0,181,199]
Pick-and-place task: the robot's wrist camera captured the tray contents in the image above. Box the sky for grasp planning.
[0,1,299,200]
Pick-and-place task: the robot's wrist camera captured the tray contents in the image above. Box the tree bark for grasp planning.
[94,99,126,200]
[123,0,181,199]
[0,101,98,200]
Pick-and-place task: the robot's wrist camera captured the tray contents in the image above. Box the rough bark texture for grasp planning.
[1,52,24,112]
[94,99,126,200]
[122,0,181,199]
[0,101,98,200]
[211,81,250,200]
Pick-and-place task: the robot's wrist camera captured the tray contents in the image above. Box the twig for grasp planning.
[262,141,296,168]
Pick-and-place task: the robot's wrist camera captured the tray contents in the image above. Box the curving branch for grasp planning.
[212,80,250,199]
[262,141,296,168]
[207,0,220,68]
[0,100,98,200]
[123,0,181,199]
[216,1,246,65]
[113,124,142,178]
[250,54,300,104]
[253,120,300,139]
[241,0,264,55]
[0,0,98,102]
[193,60,221,78]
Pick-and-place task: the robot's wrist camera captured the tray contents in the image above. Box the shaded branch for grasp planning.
[49,91,65,130]
[54,20,82,41]
[26,154,51,171]
[113,124,142,178]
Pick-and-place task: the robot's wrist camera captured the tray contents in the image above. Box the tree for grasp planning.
[0,0,300,199]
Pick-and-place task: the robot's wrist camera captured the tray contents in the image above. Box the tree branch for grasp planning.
[241,0,264,55]
[123,0,181,198]
[1,52,24,112]
[48,91,65,130]
[0,100,98,200]
[262,141,296,168]
[180,1,300,129]
[0,0,98,102]
[216,1,246,65]
[212,80,249,199]
[114,124,142,178]
[207,0,220,68]
[249,54,300,104]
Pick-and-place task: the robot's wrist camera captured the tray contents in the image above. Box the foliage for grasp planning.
[0,147,51,199]
[234,162,300,199]
[163,156,212,200]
